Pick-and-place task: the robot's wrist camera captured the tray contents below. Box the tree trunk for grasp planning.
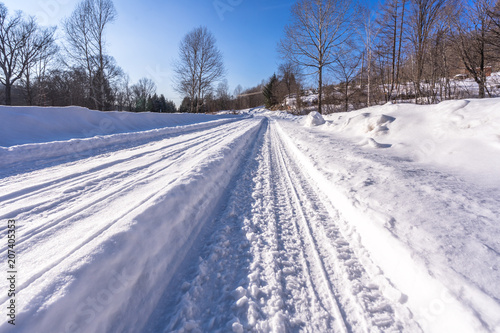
[345,84,349,112]
[100,49,105,111]
[5,82,12,105]
[478,80,485,98]
[25,72,33,106]
[318,66,323,114]
[390,2,398,101]
[395,0,406,101]
[479,27,485,98]
[367,51,371,107]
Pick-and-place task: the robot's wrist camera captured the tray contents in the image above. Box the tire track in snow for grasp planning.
[249,123,337,332]
[0,118,244,215]
[237,120,409,332]
[151,120,270,333]
[270,122,410,332]
[0,119,247,251]
[269,123,349,333]
[159,119,320,332]
[0,119,261,309]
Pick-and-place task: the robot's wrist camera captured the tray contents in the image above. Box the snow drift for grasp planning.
[323,98,500,186]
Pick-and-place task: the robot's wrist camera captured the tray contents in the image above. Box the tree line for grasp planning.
[274,0,500,114]
[0,0,246,114]
[0,0,177,112]
[3,0,500,115]
[0,0,267,115]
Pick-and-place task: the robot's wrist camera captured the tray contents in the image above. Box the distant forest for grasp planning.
[1,0,500,114]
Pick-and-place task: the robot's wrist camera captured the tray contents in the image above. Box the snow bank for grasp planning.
[0,106,242,147]
[0,106,247,174]
[324,98,500,186]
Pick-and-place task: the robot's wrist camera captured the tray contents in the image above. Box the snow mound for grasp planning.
[338,112,395,137]
[304,111,325,127]
[365,114,396,135]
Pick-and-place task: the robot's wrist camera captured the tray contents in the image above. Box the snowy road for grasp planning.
[1,111,499,333]
[157,119,416,333]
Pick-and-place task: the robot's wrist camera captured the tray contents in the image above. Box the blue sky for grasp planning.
[3,0,297,106]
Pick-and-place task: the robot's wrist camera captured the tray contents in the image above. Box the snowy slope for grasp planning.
[0,102,499,333]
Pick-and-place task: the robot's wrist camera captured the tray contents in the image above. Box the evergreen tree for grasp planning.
[179,97,191,113]
[135,97,146,112]
[146,94,154,111]
[150,93,160,112]
[159,94,167,112]
[165,99,177,113]
[263,74,279,108]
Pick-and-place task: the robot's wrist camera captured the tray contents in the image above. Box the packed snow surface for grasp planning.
[0,101,499,333]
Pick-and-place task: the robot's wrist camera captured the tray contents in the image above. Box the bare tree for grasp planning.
[22,27,59,105]
[358,5,382,107]
[375,0,408,102]
[488,0,500,55]
[423,1,460,102]
[0,5,24,105]
[452,0,488,98]
[331,48,363,112]
[215,79,231,111]
[278,61,301,108]
[115,74,133,111]
[408,0,446,103]
[233,84,243,110]
[280,0,355,114]
[0,4,56,105]
[174,26,225,113]
[63,0,118,110]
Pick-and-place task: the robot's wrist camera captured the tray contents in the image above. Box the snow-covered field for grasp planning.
[0,102,499,332]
